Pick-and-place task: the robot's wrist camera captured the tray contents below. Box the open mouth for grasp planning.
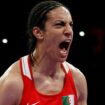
[59,41,70,50]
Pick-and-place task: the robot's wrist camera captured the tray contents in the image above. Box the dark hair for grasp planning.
[27,0,65,53]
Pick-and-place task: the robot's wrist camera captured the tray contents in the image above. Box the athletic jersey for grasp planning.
[19,55,77,105]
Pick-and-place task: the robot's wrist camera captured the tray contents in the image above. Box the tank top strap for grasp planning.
[20,55,33,80]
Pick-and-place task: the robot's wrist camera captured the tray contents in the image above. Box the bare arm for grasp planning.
[0,62,23,105]
[75,69,88,105]
[0,76,18,105]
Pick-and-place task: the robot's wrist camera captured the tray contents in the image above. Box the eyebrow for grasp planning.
[55,20,73,24]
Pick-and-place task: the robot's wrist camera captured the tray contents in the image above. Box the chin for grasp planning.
[58,57,67,63]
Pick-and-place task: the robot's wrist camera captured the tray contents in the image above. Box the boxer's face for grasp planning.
[34,6,73,62]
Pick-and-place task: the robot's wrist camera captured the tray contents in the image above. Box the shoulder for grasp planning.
[0,60,23,105]
[64,61,86,82]
[64,61,88,102]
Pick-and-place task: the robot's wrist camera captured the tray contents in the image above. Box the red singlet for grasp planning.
[19,55,77,105]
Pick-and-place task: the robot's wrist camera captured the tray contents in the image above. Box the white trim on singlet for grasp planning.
[62,61,76,73]
[21,56,74,79]
[21,55,32,80]
[62,61,70,73]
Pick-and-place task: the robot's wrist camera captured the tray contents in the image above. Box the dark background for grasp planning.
[0,0,105,105]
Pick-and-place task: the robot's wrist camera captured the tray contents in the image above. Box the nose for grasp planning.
[64,24,73,38]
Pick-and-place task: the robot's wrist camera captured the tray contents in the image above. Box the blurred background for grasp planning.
[0,0,105,105]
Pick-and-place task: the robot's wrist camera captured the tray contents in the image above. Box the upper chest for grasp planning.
[33,72,65,95]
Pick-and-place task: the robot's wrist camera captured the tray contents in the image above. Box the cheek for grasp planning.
[44,29,62,48]
[44,37,58,53]
[45,35,59,46]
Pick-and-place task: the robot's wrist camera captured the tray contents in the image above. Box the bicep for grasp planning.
[0,88,16,105]
[0,78,18,105]
[77,70,88,105]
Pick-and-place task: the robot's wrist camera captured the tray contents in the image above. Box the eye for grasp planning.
[55,21,65,27]
[69,22,73,28]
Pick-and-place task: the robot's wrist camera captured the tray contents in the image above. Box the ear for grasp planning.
[32,27,44,40]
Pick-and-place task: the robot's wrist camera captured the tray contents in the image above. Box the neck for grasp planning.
[31,49,62,77]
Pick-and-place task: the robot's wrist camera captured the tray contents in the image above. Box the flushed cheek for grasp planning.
[44,41,57,54]
[46,37,60,48]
